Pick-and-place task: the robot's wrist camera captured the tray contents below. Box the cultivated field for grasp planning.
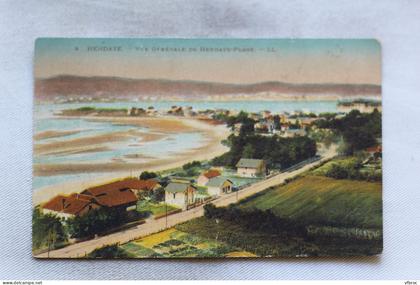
[119,228,254,258]
[239,175,382,229]
[171,173,382,257]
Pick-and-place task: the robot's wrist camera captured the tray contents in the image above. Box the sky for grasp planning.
[34,38,381,85]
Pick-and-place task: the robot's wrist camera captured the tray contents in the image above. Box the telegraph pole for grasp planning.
[236,188,239,201]
[47,229,52,258]
[165,193,168,229]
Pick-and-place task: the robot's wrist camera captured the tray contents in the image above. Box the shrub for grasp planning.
[88,244,132,258]
[139,171,158,180]
[66,207,130,239]
[182,161,201,170]
[325,164,349,179]
[150,188,165,203]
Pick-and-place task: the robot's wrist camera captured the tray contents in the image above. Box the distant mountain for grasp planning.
[35,75,381,102]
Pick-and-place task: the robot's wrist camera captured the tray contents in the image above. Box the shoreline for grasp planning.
[33,116,230,206]
[36,94,382,104]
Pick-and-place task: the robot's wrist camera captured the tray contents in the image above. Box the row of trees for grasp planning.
[213,133,317,169]
[314,109,381,154]
[33,206,135,248]
[203,204,307,237]
[212,110,317,169]
[66,207,133,239]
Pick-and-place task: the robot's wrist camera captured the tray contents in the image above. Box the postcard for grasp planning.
[33,38,382,258]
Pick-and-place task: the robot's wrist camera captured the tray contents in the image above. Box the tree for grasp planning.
[325,164,349,179]
[212,134,317,169]
[273,115,281,130]
[314,109,381,154]
[204,204,220,219]
[32,207,67,250]
[139,171,157,180]
[182,160,201,171]
[150,188,165,203]
[239,117,255,136]
[66,207,129,239]
[242,143,255,159]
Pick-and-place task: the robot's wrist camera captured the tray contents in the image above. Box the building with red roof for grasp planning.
[41,193,100,219]
[82,179,138,210]
[41,178,145,218]
[197,169,222,186]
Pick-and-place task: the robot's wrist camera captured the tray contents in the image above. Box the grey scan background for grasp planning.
[0,0,420,280]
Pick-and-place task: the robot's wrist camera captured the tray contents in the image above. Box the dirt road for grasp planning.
[36,146,337,258]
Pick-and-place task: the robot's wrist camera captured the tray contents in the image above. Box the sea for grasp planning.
[33,100,339,190]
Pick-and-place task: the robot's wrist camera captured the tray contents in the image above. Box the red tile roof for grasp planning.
[42,195,67,212]
[92,188,138,207]
[136,179,160,191]
[82,178,139,207]
[63,197,98,216]
[202,170,221,179]
[42,194,98,216]
[83,178,152,195]
[43,178,142,215]
[69,193,94,201]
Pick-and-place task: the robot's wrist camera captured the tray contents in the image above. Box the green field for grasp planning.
[136,200,179,217]
[240,175,382,229]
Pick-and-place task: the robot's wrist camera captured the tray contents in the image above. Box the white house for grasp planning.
[255,119,275,134]
[206,177,234,197]
[236,158,266,178]
[266,118,275,133]
[164,182,196,210]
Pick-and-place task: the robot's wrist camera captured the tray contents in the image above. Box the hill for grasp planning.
[35,75,381,102]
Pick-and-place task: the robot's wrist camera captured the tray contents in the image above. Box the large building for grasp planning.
[41,178,144,219]
[82,184,138,211]
[41,193,100,219]
[41,184,139,219]
[82,177,160,199]
[236,158,266,178]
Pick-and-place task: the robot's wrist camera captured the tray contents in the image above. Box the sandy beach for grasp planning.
[33,116,230,206]
[34,129,82,140]
[34,129,167,156]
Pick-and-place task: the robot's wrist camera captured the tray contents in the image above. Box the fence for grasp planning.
[280,155,321,173]
[186,196,217,210]
[154,208,182,220]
